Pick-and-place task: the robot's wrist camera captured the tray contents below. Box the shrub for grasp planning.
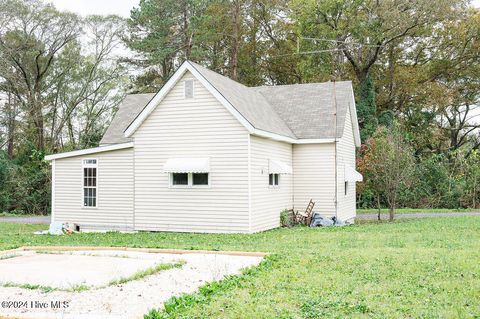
[280,209,293,227]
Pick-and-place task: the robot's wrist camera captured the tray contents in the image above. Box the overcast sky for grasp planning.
[48,0,480,17]
[48,0,140,17]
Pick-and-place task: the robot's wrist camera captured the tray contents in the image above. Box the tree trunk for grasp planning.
[230,0,241,81]
[377,194,381,220]
[182,0,191,59]
[389,207,395,221]
[6,93,16,159]
[389,197,395,221]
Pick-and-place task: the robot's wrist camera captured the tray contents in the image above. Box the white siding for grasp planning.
[133,72,250,233]
[250,135,293,232]
[337,107,357,220]
[53,148,134,231]
[293,143,336,216]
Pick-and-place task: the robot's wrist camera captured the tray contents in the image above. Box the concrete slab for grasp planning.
[0,248,264,319]
[0,252,163,289]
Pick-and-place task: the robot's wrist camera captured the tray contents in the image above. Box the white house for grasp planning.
[45,61,363,233]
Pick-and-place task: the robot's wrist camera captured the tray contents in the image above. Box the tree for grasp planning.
[125,0,209,91]
[291,0,466,140]
[361,125,415,220]
[0,0,126,215]
[0,0,81,151]
[48,15,127,150]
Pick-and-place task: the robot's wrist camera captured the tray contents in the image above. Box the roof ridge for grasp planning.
[126,93,156,96]
[252,80,352,89]
[188,61,297,138]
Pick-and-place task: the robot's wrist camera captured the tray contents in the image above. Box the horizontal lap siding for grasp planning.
[133,72,250,233]
[293,144,336,216]
[54,148,134,230]
[337,107,357,220]
[250,136,293,232]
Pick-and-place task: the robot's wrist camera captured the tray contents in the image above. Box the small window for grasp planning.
[170,172,209,187]
[172,173,188,185]
[184,80,194,98]
[83,159,97,207]
[269,173,279,186]
[83,159,97,165]
[193,173,209,185]
[345,181,348,196]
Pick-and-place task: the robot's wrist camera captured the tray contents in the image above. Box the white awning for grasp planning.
[269,159,292,174]
[345,165,363,182]
[163,158,210,173]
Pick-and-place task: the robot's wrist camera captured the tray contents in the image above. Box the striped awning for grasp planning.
[269,159,292,174]
[163,158,210,173]
[345,165,363,182]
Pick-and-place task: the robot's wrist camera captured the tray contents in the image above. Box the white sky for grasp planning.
[47,0,140,17]
[48,0,480,17]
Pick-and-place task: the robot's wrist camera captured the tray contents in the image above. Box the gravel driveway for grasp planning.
[356,212,480,220]
[0,215,50,224]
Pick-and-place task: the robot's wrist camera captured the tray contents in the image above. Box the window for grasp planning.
[193,173,208,185]
[83,159,97,207]
[170,173,209,187]
[269,173,279,186]
[172,173,188,185]
[345,181,348,196]
[184,79,194,98]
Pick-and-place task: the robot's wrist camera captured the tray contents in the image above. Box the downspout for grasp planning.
[51,159,56,224]
[132,137,136,231]
[247,133,252,232]
[333,81,338,220]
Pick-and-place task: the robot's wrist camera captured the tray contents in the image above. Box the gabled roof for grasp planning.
[113,61,360,146]
[100,94,154,145]
[252,81,352,140]
[188,62,296,138]
[45,142,133,161]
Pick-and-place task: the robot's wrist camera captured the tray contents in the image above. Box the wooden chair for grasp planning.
[294,199,315,225]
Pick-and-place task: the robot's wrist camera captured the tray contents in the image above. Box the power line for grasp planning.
[300,36,385,48]
[270,48,344,58]
[269,36,384,58]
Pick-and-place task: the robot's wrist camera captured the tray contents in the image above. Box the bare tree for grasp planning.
[0,0,81,151]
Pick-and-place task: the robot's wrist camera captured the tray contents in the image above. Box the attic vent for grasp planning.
[184,79,194,98]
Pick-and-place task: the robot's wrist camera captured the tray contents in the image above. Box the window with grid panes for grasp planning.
[83,159,97,207]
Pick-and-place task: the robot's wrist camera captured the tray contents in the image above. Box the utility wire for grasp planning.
[301,36,385,48]
[270,48,344,58]
[269,36,384,58]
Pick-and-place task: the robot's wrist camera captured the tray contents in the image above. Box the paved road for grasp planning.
[356,212,480,220]
[0,216,50,224]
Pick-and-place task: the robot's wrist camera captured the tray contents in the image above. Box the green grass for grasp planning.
[108,262,184,286]
[0,253,20,260]
[1,218,480,318]
[357,207,479,214]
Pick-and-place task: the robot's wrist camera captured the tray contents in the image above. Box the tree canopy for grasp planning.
[0,0,479,215]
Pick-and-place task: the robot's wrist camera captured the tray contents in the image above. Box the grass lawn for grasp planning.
[1,218,479,318]
[357,207,479,214]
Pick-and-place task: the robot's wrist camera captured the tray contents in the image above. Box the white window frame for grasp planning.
[269,173,280,188]
[169,172,210,188]
[82,158,98,208]
[184,79,194,99]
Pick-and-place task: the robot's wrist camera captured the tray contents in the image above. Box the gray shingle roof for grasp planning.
[189,62,296,138]
[101,62,354,144]
[100,93,154,145]
[252,81,352,139]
